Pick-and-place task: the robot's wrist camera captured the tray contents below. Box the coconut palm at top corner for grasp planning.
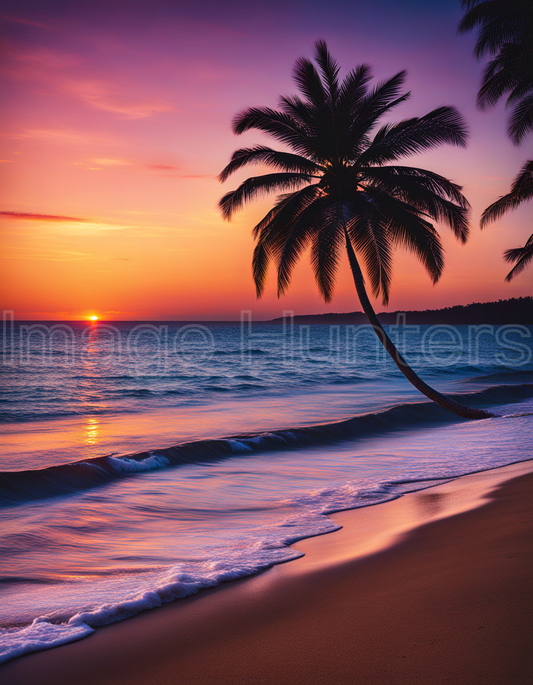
[218,41,492,420]
[459,0,533,280]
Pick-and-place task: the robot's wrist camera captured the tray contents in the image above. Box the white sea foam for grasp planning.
[107,453,170,473]
[0,618,94,665]
[0,505,338,666]
[226,440,253,452]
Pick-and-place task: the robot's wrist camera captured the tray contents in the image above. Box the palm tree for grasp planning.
[458,0,533,144]
[481,160,533,280]
[218,41,492,420]
[459,0,533,280]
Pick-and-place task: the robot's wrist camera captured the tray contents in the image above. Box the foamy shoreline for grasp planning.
[2,458,532,683]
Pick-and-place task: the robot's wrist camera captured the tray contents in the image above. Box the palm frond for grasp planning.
[358,107,468,166]
[276,197,333,297]
[314,40,340,102]
[360,187,445,284]
[458,0,529,58]
[459,0,533,145]
[363,166,470,242]
[508,92,533,144]
[337,64,372,112]
[309,207,344,302]
[477,56,517,109]
[277,95,333,162]
[232,107,316,158]
[218,146,323,182]
[293,56,327,107]
[363,166,468,206]
[352,71,409,135]
[481,159,533,226]
[344,196,393,304]
[278,95,316,129]
[219,173,313,220]
[251,185,324,295]
[507,74,533,107]
[252,184,323,238]
[252,238,272,298]
[503,232,533,280]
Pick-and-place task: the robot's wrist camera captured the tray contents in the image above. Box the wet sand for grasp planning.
[2,461,532,684]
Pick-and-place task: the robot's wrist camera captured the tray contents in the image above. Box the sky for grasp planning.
[0,0,531,320]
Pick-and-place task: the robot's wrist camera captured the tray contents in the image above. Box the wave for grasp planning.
[0,472,452,665]
[1,382,531,507]
[212,348,268,356]
[462,368,533,384]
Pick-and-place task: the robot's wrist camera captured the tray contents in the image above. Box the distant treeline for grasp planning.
[270,297,533,325]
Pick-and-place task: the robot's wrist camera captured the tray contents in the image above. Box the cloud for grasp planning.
[0,212,130,233]
[80,160,210,177]
[146,164,181,171]
[0,211,87,222]
[1,45,82,76]
[3,45,172,119]
[145,163,211,178]
[158,173,213,179]
[66,79,172,119]
[8,128,112,145]
[1,15,49,29]
[91,158,131,166]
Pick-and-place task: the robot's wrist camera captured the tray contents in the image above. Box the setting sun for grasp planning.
[89,315,99,321]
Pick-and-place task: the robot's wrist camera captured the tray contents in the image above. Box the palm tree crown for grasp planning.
[459,0,533,281]
[458,0,533,144]
[219,41,492,420]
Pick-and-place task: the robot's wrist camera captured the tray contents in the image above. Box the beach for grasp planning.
[2,459,531,685]
[1,322,532,672]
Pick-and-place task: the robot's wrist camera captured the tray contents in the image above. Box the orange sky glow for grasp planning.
[0,1,531,320]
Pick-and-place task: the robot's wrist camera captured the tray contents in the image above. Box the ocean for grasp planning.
[1,318,532,664]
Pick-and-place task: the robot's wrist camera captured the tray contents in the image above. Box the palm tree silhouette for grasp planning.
[459,0,533,279]
[481,161,533,280]
[219,41,492,420]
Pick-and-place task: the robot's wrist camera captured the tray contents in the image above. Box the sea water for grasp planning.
[0,319,532,664]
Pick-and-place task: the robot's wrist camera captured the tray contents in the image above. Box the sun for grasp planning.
[89,315,99,321]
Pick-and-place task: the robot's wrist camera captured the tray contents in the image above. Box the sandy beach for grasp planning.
[2,459,532,685]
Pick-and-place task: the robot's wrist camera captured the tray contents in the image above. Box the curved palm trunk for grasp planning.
[344,228,493,420]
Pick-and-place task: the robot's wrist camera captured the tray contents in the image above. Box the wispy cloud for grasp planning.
[1,15,49,29]
[146,163,180,171]
[2,44,172,119]
[1,45,82,76]
[145,163,211,178]
[0,211,132,233]
[91,158,131,166]
[7,128,113,145]
[67,79,172,119]
[0,211,87,222]
[73,159,210,177]
[157,173,213,179]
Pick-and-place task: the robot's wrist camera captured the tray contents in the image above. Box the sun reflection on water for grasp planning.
[85,417,100,446]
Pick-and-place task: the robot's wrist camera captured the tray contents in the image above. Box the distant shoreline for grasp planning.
[270,296,533,325]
